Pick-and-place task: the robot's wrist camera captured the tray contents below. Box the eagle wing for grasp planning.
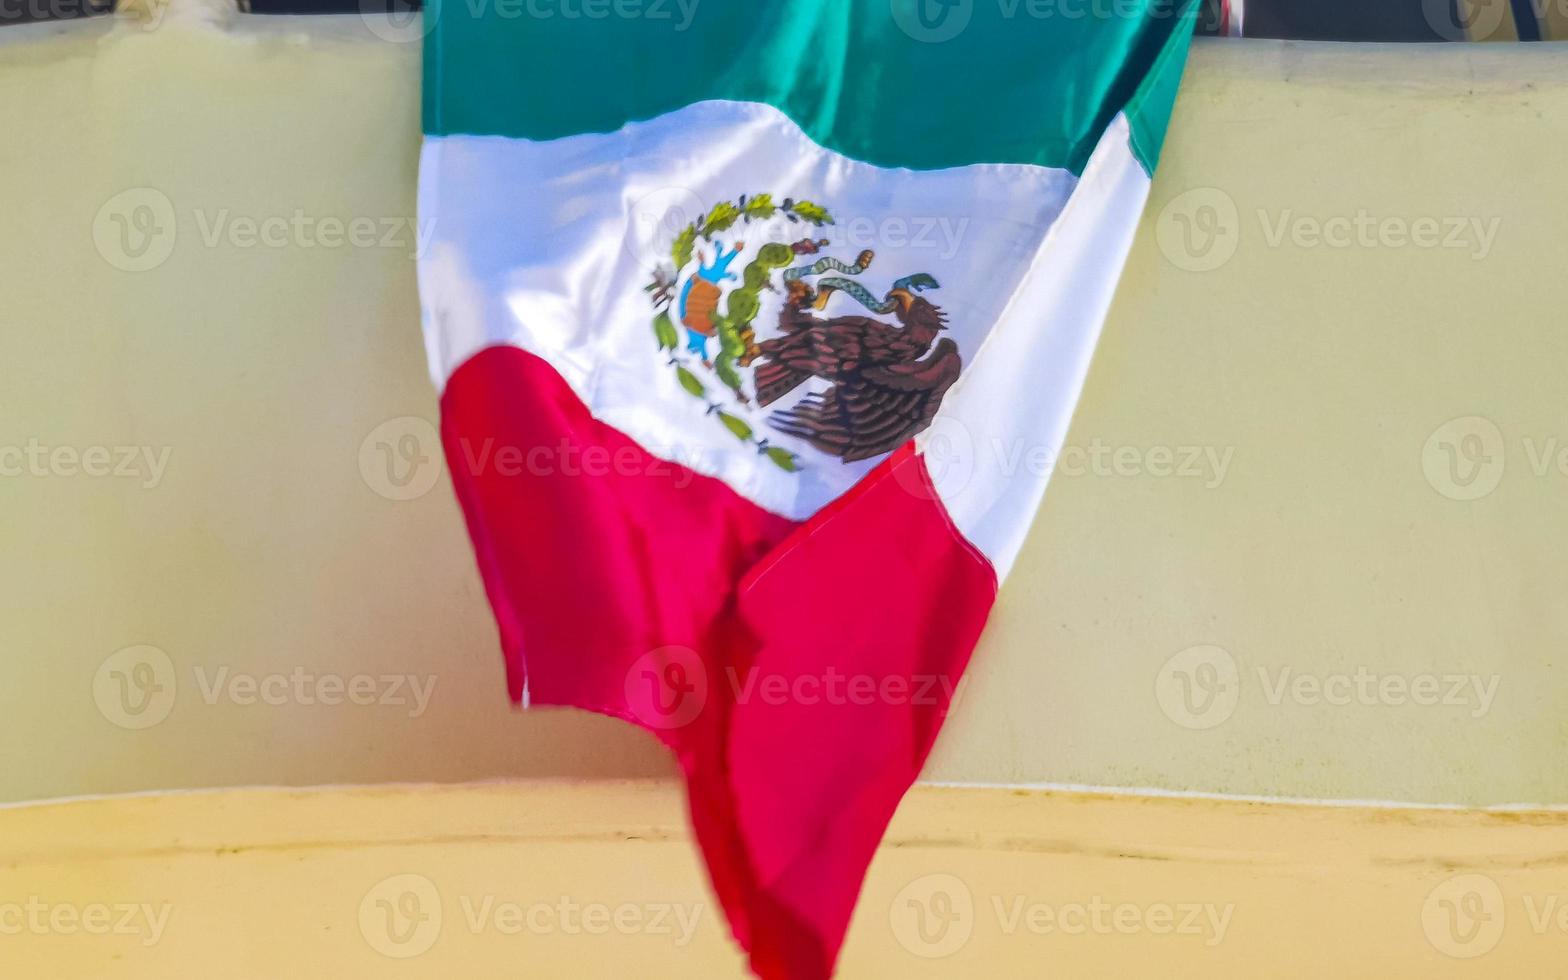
[769,338,962,463]
[753,317,875,407]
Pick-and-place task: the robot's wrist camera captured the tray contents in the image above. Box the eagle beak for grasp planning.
[812,285,837,310]
[886,288,914,312]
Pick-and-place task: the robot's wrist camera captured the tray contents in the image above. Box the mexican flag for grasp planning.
[419,3,1197,976]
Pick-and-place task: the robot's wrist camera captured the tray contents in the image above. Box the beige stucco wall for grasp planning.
[1,8,1563,805]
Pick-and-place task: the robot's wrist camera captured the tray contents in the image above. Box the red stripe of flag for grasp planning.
[440,344,998,978]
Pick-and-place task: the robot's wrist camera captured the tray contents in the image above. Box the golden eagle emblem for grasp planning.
[643,193,960,471]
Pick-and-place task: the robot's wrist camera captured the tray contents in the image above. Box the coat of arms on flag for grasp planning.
[417,2,1201,976]
[642,193,958,469]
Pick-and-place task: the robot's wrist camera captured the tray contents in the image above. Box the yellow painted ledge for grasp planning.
[1,781,1564,977]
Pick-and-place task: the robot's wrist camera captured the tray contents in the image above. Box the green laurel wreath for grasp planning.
[643,193,835,474]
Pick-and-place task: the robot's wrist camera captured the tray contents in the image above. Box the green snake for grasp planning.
[781,251,875,283]
[811,273,942,314]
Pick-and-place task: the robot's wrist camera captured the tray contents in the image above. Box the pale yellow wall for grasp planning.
[1,8,1564,805]
[933,39,1568,804]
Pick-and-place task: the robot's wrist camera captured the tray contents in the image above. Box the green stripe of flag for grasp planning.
[423,0,1198,176]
